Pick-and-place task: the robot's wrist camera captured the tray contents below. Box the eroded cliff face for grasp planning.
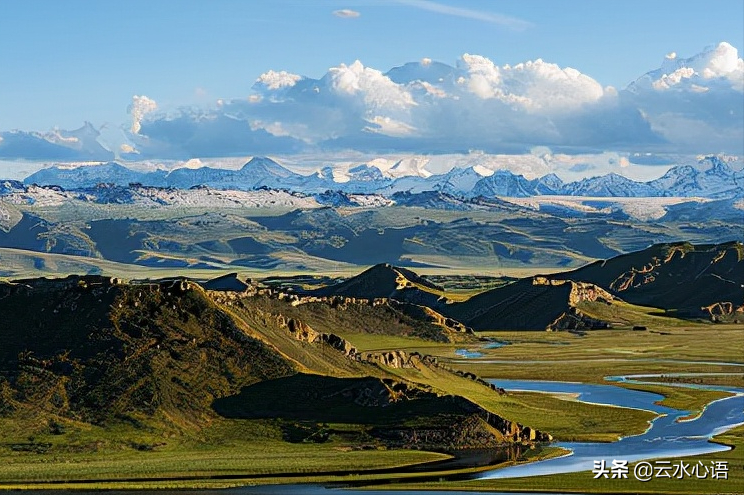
[209,287,473,342]
[532,277,615,305]
[546,307,612,331]
[529,278,615,331]
[282,316,359,357]
[702,301,744,322]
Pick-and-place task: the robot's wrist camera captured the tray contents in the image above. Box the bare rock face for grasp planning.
[547,307,611,331]
[533,277,615,305]
[287,317,319,343]
[362,350,413,368]
[702,301,744,322]
[284,317,357,358]
[388,299,473,335]
[568,281,615,305]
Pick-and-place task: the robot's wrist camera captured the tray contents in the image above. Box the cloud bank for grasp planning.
[1,43,741,160]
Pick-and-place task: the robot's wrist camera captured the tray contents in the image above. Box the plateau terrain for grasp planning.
[0,241,742,489]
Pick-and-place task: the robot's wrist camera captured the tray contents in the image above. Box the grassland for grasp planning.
[1,266,741,492]
[361,324,744,493]
[0,416,448,486]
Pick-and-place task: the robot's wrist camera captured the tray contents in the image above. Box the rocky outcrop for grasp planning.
[4,274,125,294]
[371,398,552,449]
[547,307,612,331]
[389,299,473,334]
[533,277,615,305]
[362,350,414,368]
[273,314,358,358]
[702,301,744,323]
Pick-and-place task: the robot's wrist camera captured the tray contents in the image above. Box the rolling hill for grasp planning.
[310,241,744,330]
[0,274,545,456]
[312,263,442,298]
[441,277,616,331]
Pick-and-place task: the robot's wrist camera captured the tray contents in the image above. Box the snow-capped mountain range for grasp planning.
[19,155,743,199]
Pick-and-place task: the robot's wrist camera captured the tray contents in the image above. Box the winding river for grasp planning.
[478,375,744,479]
[235,372,744,493]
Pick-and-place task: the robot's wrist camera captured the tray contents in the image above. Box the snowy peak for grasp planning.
[239,156,297,178]
[700,155,735,176]
[24,162,150,188]
[562,173,658,197]
[386,156,432,178]
[531,173,564,195]
[472,170,537,198]
[436,166,491,194]
[13,153,743,200]
[348,164,388,182]
[648,155,742,198]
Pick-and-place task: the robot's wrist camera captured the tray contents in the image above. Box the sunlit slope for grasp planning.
[0,275,550,455]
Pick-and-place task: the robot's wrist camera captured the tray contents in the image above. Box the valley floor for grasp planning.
[1,325,741,493]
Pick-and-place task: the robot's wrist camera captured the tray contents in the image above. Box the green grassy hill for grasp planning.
[0,276,294,429]
[306,241,743,331]
[0,275,547,461]
[312,262,443,302]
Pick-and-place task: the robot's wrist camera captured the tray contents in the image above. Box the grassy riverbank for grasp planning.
[0,443,569,490]
[384,425,744,494]
[1,319,740,490]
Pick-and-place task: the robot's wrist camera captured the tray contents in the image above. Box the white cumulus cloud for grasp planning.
[364,116,417,137]
[128,95,158,134]
[127,42,743,157]
[255,70,303,90]
[327,60,416,110]
[456,54,605,111]
[645,42,744,92]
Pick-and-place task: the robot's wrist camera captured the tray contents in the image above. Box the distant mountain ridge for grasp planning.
[20,155,744,199]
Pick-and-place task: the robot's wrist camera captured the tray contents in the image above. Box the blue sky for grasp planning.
[1,0,742,131]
